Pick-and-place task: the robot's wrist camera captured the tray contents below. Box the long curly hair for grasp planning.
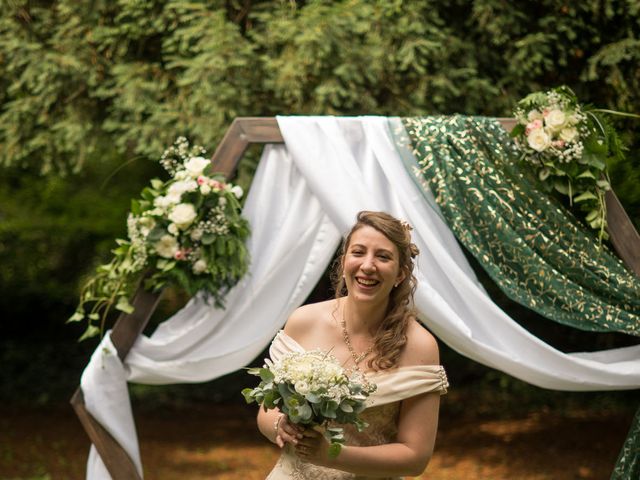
[332,211,419,371]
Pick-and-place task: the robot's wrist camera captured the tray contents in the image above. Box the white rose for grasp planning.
[154,235,179,258]
[527,129,551,152]
[527,110,543,122]
[218,197,227,207]
[559,127,578,142]
[167,180,198,202]
[168,203,197,229]
[200,184,211,195]
[184,156,211,177]
[167,223,179,235]
[294,380,310,395]
[154,195,173,209]
[190,228,203,241]
[230,185,244,199]
[192,259,207,274]
[166,192,182,204]
[544,109,566,131]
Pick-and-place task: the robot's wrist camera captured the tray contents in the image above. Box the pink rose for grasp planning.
[209,179,225,191]
[174,248,192,260]
[552,140,566,148]
[197,175,207,185]
[525,119,543,136]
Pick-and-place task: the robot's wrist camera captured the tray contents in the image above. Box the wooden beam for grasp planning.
[210,117,283,176]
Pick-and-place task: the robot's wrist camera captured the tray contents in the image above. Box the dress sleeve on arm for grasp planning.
[368,365,449,407]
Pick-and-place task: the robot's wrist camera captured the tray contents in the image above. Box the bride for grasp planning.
[255,211,448,479]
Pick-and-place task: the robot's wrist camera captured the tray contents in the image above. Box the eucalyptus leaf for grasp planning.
[201,233,216,245]
[339,402,354,412]
[241,388,256,404]
[259,368,274,383]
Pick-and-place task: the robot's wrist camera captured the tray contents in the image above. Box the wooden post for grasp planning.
[69,288,163,479]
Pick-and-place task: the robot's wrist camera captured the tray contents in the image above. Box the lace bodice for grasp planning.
[264,331,448,480]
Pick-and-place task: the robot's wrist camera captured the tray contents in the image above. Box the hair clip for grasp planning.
[400,220,413,232]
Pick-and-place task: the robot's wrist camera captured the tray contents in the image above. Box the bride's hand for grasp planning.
[275,415,303,449]
[294,427,330,466]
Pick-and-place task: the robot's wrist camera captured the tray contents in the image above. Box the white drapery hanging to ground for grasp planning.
[81,117,640,479]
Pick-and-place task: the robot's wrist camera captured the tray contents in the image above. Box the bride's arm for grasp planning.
[296,389,441,477]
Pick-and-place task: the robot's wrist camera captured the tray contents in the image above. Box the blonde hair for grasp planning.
[332,211,419,370]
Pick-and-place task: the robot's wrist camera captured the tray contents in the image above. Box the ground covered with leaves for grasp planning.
[1,393,634,480]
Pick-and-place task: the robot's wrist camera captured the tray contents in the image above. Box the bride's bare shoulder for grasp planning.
[398,318,440,367]
[283,299,338,341]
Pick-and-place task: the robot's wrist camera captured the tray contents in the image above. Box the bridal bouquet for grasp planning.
[68,137,250,340]
[511,85,633,243]
[242,349,377,457]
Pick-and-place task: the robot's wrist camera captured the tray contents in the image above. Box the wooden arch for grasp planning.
[71,117,640,479]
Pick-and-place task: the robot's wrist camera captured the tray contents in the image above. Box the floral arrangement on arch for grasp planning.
[69,137,250,340]
[243,348,376,458]
[511,85,636,243]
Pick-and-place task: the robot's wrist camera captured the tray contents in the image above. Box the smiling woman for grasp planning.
[253,211,449,479]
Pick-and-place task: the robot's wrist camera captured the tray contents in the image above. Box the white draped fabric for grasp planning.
[81,116,640,479]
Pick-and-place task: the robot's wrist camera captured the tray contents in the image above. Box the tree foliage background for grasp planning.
[1,0,639,405]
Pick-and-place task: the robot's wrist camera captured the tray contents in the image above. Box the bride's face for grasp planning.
[342,226,405,304]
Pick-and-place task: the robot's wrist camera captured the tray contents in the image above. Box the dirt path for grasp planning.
[0,403,632,479]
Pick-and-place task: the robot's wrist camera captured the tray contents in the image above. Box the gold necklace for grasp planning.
[341,304,374,366]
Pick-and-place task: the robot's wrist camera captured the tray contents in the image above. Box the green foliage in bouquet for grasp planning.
[68,138,250,340]
[242,349,376,458]
[511,86,638,243]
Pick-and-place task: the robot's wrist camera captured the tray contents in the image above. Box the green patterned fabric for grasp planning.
[611,406,640,480]
[397,115,640,480]
[400,115,640,336]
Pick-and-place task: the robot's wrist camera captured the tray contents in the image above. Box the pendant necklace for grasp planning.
[341,302,374,367]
